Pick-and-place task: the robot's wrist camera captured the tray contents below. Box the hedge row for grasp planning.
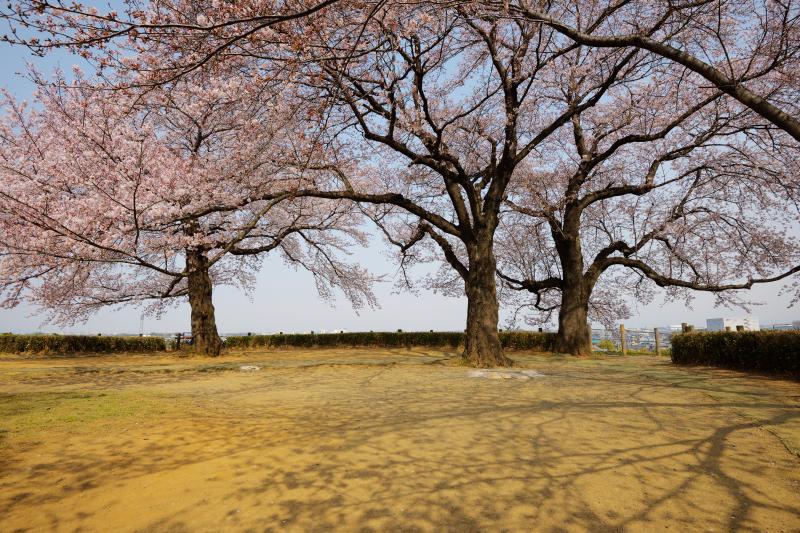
[225,330,557,351]
[500,331,558,351]
[671,331,800,374]
[0,334,166,355]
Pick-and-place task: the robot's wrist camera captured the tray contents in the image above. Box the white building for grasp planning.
[706,317,760,332]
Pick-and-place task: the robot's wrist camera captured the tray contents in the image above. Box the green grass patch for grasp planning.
[595,349,670,356]
[0,390,175,436]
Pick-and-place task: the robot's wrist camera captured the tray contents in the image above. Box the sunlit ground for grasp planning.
[1,349,798,532]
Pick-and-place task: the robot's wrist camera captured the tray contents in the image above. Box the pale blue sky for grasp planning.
[0,28,796,334]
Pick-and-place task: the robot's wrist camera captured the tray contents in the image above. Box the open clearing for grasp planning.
[1,349,799,532]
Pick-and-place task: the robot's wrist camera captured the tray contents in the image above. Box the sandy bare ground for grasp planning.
[0,349,798,532]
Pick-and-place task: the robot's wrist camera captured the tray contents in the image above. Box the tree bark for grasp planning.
[463,239,512,367]
[555,280,591,355]
[186,249,222,356]
[554,231,592,355]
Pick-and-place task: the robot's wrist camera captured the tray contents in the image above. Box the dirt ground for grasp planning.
[1,348,799,532]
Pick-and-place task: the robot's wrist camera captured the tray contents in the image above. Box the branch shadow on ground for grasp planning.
[1,355,799,532]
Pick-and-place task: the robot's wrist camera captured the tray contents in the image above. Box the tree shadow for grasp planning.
[1,357,799,531]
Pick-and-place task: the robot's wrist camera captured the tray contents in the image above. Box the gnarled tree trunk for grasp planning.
[186,249,222,356]
[555,281,591,355]
[554,231,592,356]
[463,239,512,367]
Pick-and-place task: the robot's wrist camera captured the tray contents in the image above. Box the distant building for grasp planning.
[762,322,800,330]
[706,317,759,332]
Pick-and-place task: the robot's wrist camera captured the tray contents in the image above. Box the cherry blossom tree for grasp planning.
[0,0,347,92]
[497,65,800,354]
[236,2,691,367]
[2,0,524,366]
[483,0,800,141]
[4,2,798,138]
[4,0,800,365]
[0,72,375,355]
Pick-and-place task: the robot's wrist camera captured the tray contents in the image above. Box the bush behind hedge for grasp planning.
[225,330,557,351]
[0,334,166,355]
[671,331,800,374]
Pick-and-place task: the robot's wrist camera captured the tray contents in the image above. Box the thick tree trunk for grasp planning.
[555,281,591,355]
[463,241,512,367]
[186,249,222,356]
[553,231,593,355]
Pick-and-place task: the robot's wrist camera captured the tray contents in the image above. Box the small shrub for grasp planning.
[671,331,800,374]
[597,339,616,351]
[0,334,166,356]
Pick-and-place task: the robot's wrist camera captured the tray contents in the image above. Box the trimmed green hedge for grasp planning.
[0,334,166,355]
[225,331,556,351]
[671,331,800,374]
[499,331,558,351]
